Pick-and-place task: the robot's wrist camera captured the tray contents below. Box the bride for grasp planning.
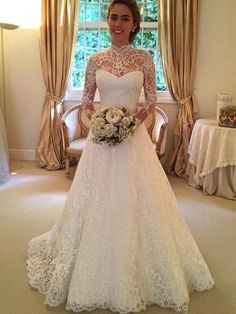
[27,0,214,313]
[0,108,9,184]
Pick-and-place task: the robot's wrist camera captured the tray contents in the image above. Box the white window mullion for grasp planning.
[78,22,107,28]
[141,22,157,28]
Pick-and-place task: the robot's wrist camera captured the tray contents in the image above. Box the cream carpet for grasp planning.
[0,160,235,314]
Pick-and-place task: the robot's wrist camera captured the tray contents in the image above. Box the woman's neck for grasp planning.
[111,41,130,48]
[110,44,131,54]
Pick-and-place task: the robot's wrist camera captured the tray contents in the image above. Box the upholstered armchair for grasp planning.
[61,104,168,177]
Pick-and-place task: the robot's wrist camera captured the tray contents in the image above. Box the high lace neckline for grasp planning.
[110,44,132,55]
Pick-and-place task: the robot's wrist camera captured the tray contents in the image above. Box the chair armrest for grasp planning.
[156,126,167,157]
[61,121,69,151]
[152,107,168,157]
[61,104,83,146]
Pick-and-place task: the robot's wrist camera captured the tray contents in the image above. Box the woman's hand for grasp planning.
[133,108,148,126]
[85,103,96,120]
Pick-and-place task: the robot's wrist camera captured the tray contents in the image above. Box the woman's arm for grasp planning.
[134,51,157,124]
[81,55,97,120]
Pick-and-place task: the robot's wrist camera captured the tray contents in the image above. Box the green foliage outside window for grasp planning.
[71,0,167,91]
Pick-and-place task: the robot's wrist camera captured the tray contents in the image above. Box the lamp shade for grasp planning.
[0,22,19,30]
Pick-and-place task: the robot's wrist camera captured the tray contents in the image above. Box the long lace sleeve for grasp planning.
[134,51,157,124]
[81,55,97,119]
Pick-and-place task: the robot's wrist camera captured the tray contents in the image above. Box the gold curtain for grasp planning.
[158,0,199,177]
[36,0,79,170]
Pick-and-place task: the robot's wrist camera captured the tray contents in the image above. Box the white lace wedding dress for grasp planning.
[27,46,214,313]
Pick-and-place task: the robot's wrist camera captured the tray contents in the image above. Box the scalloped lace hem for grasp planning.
[65,300,189,313]
[45,283,213,314]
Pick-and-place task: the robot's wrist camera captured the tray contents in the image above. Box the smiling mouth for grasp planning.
[113,30,123,34]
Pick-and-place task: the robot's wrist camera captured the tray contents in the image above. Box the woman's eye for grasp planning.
[109,15,131,22]
[110,16,117,21]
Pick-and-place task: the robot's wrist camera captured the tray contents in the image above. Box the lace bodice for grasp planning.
[95,70,143,115]
[81,45,158,122]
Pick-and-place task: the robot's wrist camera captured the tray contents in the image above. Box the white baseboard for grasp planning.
[9,149,36,161]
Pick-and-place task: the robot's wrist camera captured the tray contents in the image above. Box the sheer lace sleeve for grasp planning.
[81,55,97,119]
[134,51,157,124]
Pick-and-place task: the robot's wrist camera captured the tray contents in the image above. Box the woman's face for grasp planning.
[108,3,137,47]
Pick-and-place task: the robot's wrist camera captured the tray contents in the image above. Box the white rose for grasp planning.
[105,108,124,124]
[121,116,132,128]
[104,124,117,137]
[96,110,106,118]
[92,126,107,137]
[90,109,106,125]
[92,117,105,127]
[91,118,106,137]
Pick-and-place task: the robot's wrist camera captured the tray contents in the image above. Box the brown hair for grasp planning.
[107,0,141,43]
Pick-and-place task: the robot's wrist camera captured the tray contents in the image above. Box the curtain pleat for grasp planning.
[36,0,79,170]
[158,0,199,177]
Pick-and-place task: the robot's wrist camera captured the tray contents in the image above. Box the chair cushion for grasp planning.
[67,138,87,155]
[64,108,83,143]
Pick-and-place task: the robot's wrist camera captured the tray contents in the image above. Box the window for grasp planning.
[67,0,171,102]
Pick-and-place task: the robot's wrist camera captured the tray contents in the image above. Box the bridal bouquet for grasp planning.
[90,106,138,145]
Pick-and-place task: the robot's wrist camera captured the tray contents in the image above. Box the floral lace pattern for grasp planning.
[27,68,214,313]
[81,45,157,122]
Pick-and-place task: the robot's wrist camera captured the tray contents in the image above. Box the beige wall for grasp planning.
[195,0,236,117]
[1,0,236,161]
[2,28,45,160]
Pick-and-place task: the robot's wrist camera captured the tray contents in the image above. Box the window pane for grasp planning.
[133,31,142,48]
[143,28,157,49]
[144,1,158,22]
[77,30,86,47]
[79,4,85,22]
[85,29,99,48]
[139,0,158,22]
[100,30,111,48]
[85,49,98,63]
[86,4,99,22]
[72,48,85,86]
[74,50,85,68]
[156,52,167,91]
[72,69,85,88]
[100,4,108,21]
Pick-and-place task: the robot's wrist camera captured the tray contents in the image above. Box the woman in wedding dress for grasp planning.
[27,0,214,313]
[0,108,10,184]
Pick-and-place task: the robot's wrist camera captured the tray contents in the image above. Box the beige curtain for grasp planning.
[158,0,199,177]
[36,0,79,170]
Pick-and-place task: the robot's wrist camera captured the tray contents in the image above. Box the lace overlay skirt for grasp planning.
[27,124,214,313]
